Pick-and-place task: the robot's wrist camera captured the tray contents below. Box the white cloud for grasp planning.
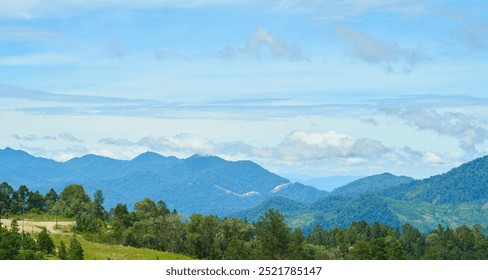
[382,108,488,154]
[99,130,389,166]
[273,130,389,162]
[59,133,84,143]
[337,24,429,73]
[422,151,444,164]
[217,26,307,62]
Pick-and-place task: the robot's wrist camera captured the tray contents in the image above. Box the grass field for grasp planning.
[50,234,193,260]
[2,216,193,260]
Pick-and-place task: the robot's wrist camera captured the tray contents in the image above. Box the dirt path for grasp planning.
[0,219,74,235]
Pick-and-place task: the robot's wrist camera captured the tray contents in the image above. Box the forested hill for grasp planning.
[329,173,414,198]
[383,155,488,205]
[0,147,327,216]
[238,155,488,233]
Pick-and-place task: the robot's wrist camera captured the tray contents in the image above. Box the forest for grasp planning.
[1,182,488,260]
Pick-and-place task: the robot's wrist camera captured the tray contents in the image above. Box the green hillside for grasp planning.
[49,234,193,260]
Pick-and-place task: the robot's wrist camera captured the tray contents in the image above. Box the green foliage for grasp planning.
[38,228,55,254]
[2,181,488,260]
[255,209,291,259]
[0,221,56,260]
[68,237,84,260]
[58,240,67,260]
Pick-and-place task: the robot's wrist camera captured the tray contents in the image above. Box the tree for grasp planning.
[58,241,67,260]
[347,241,372,260]
[0,182,13,217]
[387,240,406,260]
[254,209,291,260]
[68,237,84,260]
[49,200,69,228]
[307,225,327,246]
[44,188,59,204]
[186,214,222,259]
[38,228,55,255]
[134,198,161,220]
[16,185,30,205]
[10,219,19,233]
[0,225,21,259]
[402,223,425,259]
[93,190,106,220]
[288,228,306,260]
[60,184,91,216]
[28,191,45,212]
[371,238,387,260]
[223,239,251,260]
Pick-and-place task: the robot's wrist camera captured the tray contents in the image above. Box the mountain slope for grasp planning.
[384,155,488,205]
[330,173,414,198]
[238,155,488,233]
[0,147,327,216]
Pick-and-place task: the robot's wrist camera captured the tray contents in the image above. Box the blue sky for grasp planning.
[1,0,488,179]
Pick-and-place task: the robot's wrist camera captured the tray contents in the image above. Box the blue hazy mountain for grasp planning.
[0,147,327,216]
[285,174,364,192]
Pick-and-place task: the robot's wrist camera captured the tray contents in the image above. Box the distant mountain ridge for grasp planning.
[2,147,487,233]
[0,147,327,216]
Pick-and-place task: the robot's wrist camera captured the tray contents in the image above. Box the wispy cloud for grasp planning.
[336,24,429,73]
[217,26,307,62]
[12,133,84,143]
[12,134,56,141]
[461,19,488,50]
[275,0,429,19]
[382,108,488,154]
[153,48,191,61]
[0,27,62,41]
[106,40,124,60]
[0,53,79,66]
[0,0,224,19]
[0,84,149,104]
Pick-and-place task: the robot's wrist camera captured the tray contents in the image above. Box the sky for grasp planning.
[1,0,488,179]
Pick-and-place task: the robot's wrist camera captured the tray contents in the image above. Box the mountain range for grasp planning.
[238,158,488,233]
[1,147,487,233]
[0,147,326,216]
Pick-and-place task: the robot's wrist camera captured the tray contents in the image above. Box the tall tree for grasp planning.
[93,190,106,220]
[37,229,55,255]
[68,237,84,260]
[254,209,291,260]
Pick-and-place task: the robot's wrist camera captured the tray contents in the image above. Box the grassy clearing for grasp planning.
[50,234,193,260]
[3,213,74,222]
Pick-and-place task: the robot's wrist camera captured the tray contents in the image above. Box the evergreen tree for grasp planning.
[254,209,291,260]
[58,240,67,260]
[38,228,55,255]
[288,228,306,260]
[68,237,84,260]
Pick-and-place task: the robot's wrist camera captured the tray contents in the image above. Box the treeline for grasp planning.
[1,182,488,260]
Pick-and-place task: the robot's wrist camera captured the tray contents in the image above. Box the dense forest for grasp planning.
[1,182,488,260]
